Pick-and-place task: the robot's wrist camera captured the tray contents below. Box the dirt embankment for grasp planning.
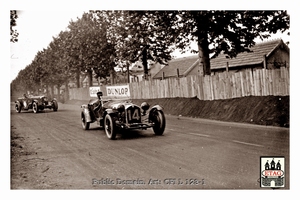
[67,95,289,128]
[131,96,289,127]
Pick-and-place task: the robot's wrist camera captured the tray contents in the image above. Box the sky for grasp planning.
[9,10,198,82]
[9,9,291,82]
[10,10,87,81]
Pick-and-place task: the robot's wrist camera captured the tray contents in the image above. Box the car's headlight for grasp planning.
[141,102,150,111]
[117,104,125,112]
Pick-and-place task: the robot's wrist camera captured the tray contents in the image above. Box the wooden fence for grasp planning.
[68,87,90,101]
[129,67,289,100]
[68,67,289,101]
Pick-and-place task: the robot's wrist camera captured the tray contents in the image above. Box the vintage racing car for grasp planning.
[15,94,58,113]
[80,91,166,139]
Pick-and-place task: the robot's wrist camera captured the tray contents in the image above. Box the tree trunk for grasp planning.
[87,69,93,87]
[64,79,69,102]
[76,69,80,88]
[142,46,148,80]
[56,84,61,101]
[197,35,211,76]
[127,65,130,83]
[109,67,115,85]
[50,84,54,99]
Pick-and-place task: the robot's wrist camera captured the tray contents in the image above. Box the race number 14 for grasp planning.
[128,109,140,121]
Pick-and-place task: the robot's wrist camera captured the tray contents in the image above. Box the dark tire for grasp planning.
[32,102,38,113]
[81,113,90,130]
[15,102,22,113]
[152,110,166,135]
[52,100,58,111]
[104,114,117,140]
[99,119,104,129]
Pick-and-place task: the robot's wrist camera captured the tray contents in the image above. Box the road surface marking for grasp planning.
[188,133,210,137]
[166,128,210,137]
[232,140,263,147]
[168,128,262,147]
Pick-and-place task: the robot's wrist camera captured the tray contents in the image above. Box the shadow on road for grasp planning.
[85,127,159,140]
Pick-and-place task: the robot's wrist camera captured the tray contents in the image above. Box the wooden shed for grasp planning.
[153,39,289,79]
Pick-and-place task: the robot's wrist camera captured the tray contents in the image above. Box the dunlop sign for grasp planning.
[107,85,130,98]
[89,86,101,97]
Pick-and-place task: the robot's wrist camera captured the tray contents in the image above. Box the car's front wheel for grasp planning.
[32,102,38,113]
[81,113,90,130]
[104,114,117,140]
[15,102,22,113]
[52,100,58,111]
[152,110,166,135]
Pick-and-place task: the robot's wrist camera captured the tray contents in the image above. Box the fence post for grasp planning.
[262,68,266,96]
[263,54,267,69]
[226,62,229,72]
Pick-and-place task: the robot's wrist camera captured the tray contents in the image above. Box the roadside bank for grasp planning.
[66,95,289,127]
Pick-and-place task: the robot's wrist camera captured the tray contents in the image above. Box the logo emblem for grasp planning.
[260,156,285,188]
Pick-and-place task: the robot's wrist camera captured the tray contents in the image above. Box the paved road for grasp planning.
[10,102,289,189]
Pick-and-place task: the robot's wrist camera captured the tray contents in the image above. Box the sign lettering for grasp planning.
[106,85,130,97]
[89,87,101,97]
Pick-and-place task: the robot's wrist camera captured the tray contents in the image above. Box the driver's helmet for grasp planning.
[96,91,103,99]
[23,93,28,98]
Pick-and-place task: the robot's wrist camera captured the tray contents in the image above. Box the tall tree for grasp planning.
[149,11,290,75]
[89,11,121,84]
[67,16,89,87]
[105,11,176,80]
[47,33,71,97]
[68,12,115,86]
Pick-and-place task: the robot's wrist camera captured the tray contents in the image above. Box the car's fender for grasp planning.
[103,108,118,117]
[15,100,22,105]
[32,99,40,104]
[49,98,57,104]
[81,107,92,123]
[149,105,163,113]
[148,105,164,119]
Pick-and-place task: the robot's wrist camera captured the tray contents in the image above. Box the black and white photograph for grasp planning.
[3,0,298,199]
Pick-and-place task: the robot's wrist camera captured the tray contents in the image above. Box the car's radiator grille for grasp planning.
[126,106,141,123]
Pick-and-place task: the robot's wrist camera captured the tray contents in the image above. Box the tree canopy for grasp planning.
[10,10,19,43]
[145,11,290,75]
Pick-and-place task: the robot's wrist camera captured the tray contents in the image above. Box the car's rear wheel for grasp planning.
[32,102,38,113]
[81,113,90,130]
[15,102,21,113]
[152,110,166,135]
[104,114,117,140]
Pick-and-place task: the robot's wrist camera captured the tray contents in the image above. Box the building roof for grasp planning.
[153,39,288,79]
[211,38,289,69]
[153,55,199,79]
